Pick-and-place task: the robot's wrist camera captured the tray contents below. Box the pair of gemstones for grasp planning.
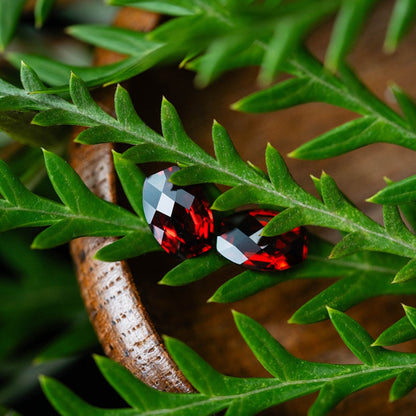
[142,166,307,272]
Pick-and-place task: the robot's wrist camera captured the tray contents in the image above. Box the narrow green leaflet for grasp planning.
[390,84,416,129]
[4,0,344,91]
[290,116,416,159]
[7,50,166,90]
[236,48,416,159]
[160,251,229,286]
[67,24,163,57]
[0,0,26,50]
[374,316,416,347]
[385,0,416,53]
[94,231,160,261]
[369,175,416,205]
[325,0,378,72]
[259,1,340,85]
[390,369,416,401]
[34,0,57,28]
[195,34,255,87]
[374,305,416,347]
[233,74,366,114]
[42,311,416,416]
[0,150,150,250]
[105,0,202,16]
[2,66,416,268]
[393,257,416,283]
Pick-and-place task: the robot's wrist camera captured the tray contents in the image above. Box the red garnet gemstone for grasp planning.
[142,166,214,259]
[216,209,307,271]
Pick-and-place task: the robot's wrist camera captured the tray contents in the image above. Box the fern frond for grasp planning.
[237,50,416,159]
[2,65,416,263]
[42,311,416,416]
[0,0,350,89]
[2,66,416,308]
[0,147,154,251]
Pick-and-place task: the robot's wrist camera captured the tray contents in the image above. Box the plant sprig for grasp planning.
[6,0,415,95]
[2,64,416,325]
[2,63,416,284]
[41,310,416,416]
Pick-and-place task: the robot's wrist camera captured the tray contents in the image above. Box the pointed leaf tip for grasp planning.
[230,101,240,111]
[231,309,243,321]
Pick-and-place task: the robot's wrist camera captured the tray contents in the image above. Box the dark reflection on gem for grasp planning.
[216,209,307,271]
[143,166,214,259]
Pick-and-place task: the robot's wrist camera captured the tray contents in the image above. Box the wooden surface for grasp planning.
[70,1,416,414]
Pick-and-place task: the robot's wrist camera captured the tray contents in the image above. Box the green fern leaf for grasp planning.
[327,307,383,365]
[114,84,145,130]
[211,120,247,172]
[42,311,416,415]
[211,185,276,211]
[291,254,415,324]
[369,175,416,205]
[195,34,254,87]
[383,205,415,241]
[113,151,146,218]
[160,251,228,287]
[374,316,416,347]
[34,0,56,28]
[69,73,114,123]
[233,75,365,114]
[390,84,416,130]
[390,369,416,401]
[233,310,303,380]
[291,116,396,159]
[161,97,211,162]
[0,0,26,51]
[393,257,416,283]
[68,24,162,56]
[105,0,202,16]
[384,0,416,53]
[325,0,377,72]
[374,305,416,347]
[261,207,306,236]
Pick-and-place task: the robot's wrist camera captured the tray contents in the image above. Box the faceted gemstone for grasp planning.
[143,166,214,259]
[216,209,307,271]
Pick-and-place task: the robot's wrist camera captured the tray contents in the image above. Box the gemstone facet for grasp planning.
[143,166,214,259]
[216,209,307,271]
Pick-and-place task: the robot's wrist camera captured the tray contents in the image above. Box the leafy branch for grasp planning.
[1,64,416,325]
[234,49,416,159]
[42,309,416,416]
[0,148,155,249]
[2,63,416,282]
[11,6,416,162]
[8,0,416,91]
